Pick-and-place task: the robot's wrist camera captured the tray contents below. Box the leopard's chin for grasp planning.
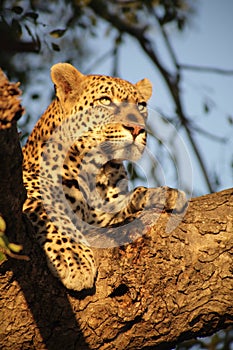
[119,142,145,161]
[98,140,144,163]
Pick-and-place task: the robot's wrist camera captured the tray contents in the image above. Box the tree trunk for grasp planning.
[0,69,233,350]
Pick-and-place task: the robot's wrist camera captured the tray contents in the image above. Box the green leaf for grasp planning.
[12,19,22,38]
[214,174,220,187]
[31,93,39,99]
[177,17,185,31]
[50,29,66,38]
[228,115,233,125]
[25,11,39,20]
[11,6,23,15]
[35,33,41,52]
[51,43,60,51]
[24,23,33,38]
[203,102,209,114]
[0,252,6,261]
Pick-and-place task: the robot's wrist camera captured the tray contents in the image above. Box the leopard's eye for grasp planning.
[99,96,112,106]
[137,101,147,112]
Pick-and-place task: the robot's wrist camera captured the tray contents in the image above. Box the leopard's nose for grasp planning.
[123,124,146,140]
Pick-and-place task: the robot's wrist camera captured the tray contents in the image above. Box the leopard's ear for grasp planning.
[51,63,85,101]
[135,78,152,101]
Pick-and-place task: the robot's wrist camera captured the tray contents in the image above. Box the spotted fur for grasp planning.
[23,63,186,291]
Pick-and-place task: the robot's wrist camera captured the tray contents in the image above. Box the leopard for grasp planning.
[23,63,186,291]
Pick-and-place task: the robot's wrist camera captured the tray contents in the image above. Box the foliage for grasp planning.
[0,215,29,261]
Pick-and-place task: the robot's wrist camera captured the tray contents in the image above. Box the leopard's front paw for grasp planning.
[139,186,187,213]
[129,186,187,214]
[164,187,187,213]
[44,235,97,291]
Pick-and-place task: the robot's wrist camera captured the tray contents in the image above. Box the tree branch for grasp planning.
[179,64,233,75]
[0,69,26,242]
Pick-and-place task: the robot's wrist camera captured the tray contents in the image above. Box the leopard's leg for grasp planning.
[108,186,187,226]
[24,197,97,291]
[129,186,187,213]
[95,162,187,225]
[43,225,97,291]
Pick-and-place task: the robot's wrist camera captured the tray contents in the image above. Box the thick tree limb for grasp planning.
[0,69,26,243]
[0,70,233,350]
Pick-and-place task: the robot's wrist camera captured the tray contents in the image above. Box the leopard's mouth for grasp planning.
[99,138,145,163]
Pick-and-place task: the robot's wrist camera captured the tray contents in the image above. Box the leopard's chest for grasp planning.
[61,155,130,228]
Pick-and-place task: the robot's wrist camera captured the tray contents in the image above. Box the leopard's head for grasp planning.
[51,63,152,161]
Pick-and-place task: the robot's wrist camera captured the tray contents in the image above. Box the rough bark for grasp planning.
[0,69,233,350]
[0,69,26,246]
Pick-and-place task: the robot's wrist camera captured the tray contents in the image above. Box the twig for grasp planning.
[83,48,115,74]
[152,9,179,71]
[179,64,233,75]
[0,247,30,261]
